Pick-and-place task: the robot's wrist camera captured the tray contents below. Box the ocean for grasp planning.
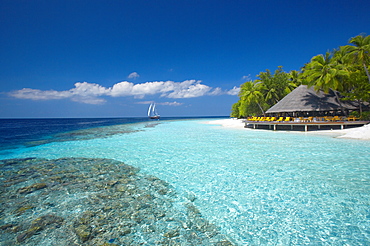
[1,117,369,245]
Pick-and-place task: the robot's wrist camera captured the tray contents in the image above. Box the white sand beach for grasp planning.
[205,118,370,140]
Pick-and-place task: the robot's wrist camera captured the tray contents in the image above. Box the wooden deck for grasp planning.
[244,120,369,132]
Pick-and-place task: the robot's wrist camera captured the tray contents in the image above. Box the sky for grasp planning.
[1,0,369,118]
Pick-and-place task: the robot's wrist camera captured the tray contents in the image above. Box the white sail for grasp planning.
[147,103,153,117]
[148,103,160,119]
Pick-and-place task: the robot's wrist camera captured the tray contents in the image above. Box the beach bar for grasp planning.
[244,85,369,131]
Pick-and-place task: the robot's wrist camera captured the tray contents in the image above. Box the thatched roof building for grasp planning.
[266,85,358,115]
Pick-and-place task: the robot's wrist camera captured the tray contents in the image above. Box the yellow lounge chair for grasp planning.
[347,116,359,121]
[276,117,284,122]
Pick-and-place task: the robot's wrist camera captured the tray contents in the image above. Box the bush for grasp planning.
[350,111,370,120]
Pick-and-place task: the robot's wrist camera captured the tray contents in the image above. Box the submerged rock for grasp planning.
[18,183,47,194]
[0,157,234,245]
[14,205,35,215]
[74,224,92,242]
[16,214,64,242]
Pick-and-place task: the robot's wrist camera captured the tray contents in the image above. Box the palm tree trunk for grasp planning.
[363,62,370,83]
[256,102,266,116]
[333,90,347,116]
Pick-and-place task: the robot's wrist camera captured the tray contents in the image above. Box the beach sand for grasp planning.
[205,118,370,140]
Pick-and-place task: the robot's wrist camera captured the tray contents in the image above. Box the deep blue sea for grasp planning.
[1,117,370,245]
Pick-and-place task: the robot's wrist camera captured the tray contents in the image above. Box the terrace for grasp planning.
[244,116,369,131]
[244,85,369,131]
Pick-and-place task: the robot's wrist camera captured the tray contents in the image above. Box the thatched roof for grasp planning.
[266,85,358,114]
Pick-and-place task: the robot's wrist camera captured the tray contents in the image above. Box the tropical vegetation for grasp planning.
[231,33,370,119]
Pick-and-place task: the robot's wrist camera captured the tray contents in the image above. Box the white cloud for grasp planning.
[9,79,238,104]
[9,88,71,100]
[226,86,240,96]
[136,101,154,105]
[208,87,223,96]
[71,96,106,105]
[158,101,183,106]
[128,72,140,79]
[242,75,251,81]
[165,80,212,98]
[71,82,110,96]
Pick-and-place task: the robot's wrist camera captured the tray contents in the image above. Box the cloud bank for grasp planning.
[9,80,239,104]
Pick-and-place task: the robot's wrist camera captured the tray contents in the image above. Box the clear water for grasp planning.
[1,118,370,245]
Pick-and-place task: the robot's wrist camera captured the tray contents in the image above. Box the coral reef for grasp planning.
[0,157,234,245]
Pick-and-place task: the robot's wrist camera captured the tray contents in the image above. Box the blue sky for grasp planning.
[1,0,369,118]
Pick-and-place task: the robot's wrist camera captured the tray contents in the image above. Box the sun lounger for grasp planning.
[347,116,359,121]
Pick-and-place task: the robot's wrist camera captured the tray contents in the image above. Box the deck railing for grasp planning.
[246,116,361,122]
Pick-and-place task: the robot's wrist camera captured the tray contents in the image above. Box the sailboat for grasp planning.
[148,103,160,119]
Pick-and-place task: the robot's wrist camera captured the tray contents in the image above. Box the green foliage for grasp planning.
[302,52,349,93]
[256,66,295,105]
[350,111,370,121]
[233,67,297,118]
[231,33,370,118]
[343,33,370,83]
[230,102,240,118]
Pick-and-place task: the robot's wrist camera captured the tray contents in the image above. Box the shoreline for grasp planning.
[204,118,370,140]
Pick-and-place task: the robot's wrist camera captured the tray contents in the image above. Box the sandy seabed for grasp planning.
[205,118,370,140]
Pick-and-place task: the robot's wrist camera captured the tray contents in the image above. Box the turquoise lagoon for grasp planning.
[1,118,370,245]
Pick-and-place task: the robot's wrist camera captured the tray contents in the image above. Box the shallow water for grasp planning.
[1,118,370,245]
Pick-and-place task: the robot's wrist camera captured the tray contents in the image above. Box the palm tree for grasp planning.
[256,67,297,106]
[302,51,349,114]
[256,69,279,105]
[239,81,266,116]
[343,34,370,83]
[289,70,302,86]
[303,52,348,92]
